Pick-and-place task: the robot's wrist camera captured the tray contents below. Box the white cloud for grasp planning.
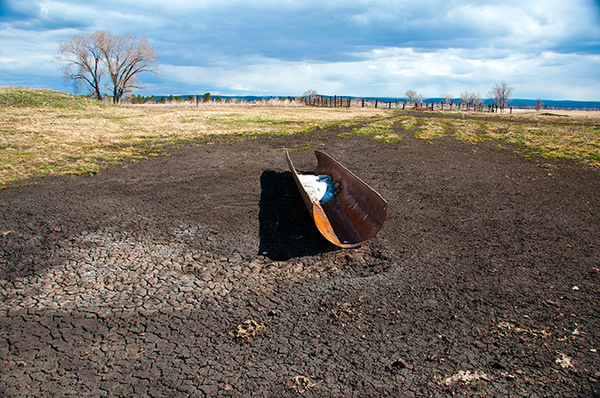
[156,45,600,100]
[0,27,65,73]
[1,0,599,99]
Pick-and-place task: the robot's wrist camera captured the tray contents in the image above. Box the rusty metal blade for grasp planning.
[286,150,387,248]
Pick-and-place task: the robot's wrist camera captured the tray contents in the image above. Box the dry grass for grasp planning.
[1,87,599,187]
[510,108,600,119]
[0,88,388,187]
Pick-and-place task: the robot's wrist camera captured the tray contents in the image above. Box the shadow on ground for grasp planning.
[258,170,337,260]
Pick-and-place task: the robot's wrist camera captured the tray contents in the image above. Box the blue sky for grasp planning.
[1,0,599,100]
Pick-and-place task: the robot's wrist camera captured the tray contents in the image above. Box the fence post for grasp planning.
[375,99,378,108]
[362,98,365,108]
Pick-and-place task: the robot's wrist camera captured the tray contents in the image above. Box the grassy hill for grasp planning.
[0,87,111,109]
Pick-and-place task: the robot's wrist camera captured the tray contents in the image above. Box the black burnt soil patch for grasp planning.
[1,126,599,397]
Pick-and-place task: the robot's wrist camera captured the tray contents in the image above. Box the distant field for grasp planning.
[1,87,599,188]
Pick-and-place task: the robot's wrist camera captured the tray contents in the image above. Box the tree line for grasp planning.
[403,82,514,110]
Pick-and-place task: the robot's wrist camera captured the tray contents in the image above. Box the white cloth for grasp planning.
[297,174,337,203]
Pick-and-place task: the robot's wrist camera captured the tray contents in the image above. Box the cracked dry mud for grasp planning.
[1,123,599,397]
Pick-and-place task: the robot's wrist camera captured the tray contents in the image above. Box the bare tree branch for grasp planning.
[100,33,159,104]
[58,32,105,100]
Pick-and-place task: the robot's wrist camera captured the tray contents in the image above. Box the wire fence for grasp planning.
[303,95,509,113]
[122,94,599,112]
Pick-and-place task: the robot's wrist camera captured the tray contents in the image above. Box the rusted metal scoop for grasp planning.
[286,150,387,248]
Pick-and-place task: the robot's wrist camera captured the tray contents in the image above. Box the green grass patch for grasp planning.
[446,117,600,167]
[414,119,446,140]
[0,87,112,110]
[283,143,313,152]
[339,116,402,143]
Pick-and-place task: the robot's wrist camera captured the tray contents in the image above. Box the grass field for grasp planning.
[1,87,599,188]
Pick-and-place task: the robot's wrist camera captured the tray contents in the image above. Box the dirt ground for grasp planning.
[1,118,599,397]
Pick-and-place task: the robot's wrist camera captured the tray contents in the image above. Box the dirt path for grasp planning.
[1,124,599,397]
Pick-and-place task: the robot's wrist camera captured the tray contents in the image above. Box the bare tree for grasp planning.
[99,32,158,103]
[303,89,318,98]
[459,91,473,109]
[441,94,453,110]
[488,82,513,110]
[405,90,418,103]
[459,92,482,110]
[59,30,158,103]
[58,31,106,100]
[535,98,544,111]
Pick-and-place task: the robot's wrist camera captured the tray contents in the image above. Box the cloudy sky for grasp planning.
[1,0,599,100]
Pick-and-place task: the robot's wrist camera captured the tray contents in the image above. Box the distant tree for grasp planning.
[405,90,418,103]
[303,89,318,98]
[459,91,472,108]
[459,91,483,110]
[488,82,513,110]
[59,30,158,104]
[535,98,544,111]
[441,94,454,110]
[203,92,212,102]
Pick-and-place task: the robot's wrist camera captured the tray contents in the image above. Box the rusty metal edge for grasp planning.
[285,149,387,248]
[285,150,343,247]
